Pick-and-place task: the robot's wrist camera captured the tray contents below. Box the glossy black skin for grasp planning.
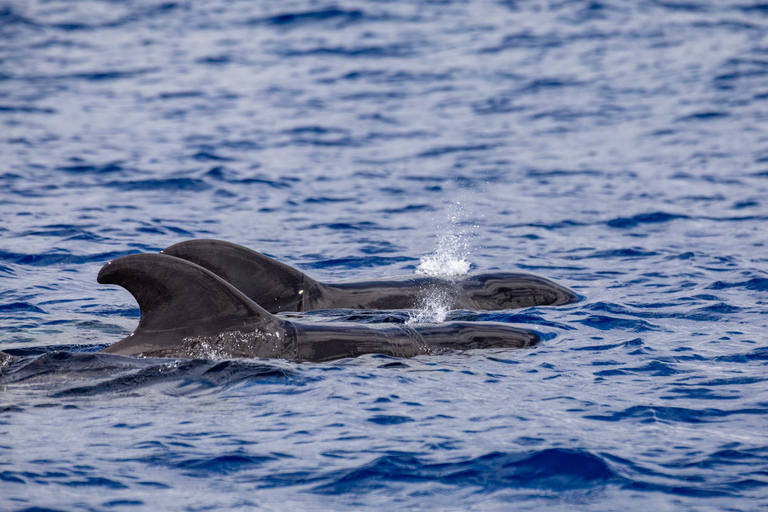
[292,322,537,362]
[97,254,538,362]
[318,273,575,311]
[162,239,578,313]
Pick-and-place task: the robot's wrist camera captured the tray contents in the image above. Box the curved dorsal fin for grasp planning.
[162,239,317,312]
[98,254,282,355]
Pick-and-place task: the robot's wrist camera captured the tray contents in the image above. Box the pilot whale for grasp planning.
[95,254,539,362]
[162,240,578,313]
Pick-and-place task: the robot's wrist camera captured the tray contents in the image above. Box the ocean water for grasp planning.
[2,0,768,510]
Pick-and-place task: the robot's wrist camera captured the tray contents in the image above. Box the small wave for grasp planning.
[367,414,414,425]
[676,111,730,122]
[584,405,767,424]
[0,105,56,114]
[0,352,299,398]
[708,277,768,292]
[193,151,235,162]
[279,43,416,59]
[247,8,366,28]
[607,211,688,229]
[57,162,124,174]
[306,221,385,232]
[54,358,297,397]
[177,453,277,475]
[204,167,293,189]
[312,449,617,494]
[576,314,661,332]
[416,144,496,159]
[0,249,138,267]
[104,178,210,192]
[480,31,564,53]
[0,302,46,314]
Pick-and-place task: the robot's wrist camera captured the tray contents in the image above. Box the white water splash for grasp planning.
[406,287,451,325]
[415,202,472,278]
[408,201,475,324]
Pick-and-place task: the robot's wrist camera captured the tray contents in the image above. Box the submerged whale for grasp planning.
[162,239,578,313]
[95,254,539,362]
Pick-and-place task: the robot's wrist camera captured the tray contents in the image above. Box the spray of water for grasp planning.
[407,287,451,324]
[408,201,474,325]
[415,201,472,278]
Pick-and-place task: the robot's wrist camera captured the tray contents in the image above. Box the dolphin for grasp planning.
[96,254,539,361]
[161,239,578,313]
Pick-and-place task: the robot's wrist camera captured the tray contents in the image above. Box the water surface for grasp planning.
[2,0,768,510]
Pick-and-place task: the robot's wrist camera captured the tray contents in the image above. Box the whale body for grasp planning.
[97,254,539,362]
[162,240,578,313]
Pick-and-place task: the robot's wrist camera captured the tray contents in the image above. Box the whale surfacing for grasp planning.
[98,254,539,362]
[162,239,578,313]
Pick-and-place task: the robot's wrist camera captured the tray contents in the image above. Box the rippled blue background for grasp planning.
[2,0,768,510]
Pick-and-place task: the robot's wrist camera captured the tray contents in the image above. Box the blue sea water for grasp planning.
[2,0,768,509]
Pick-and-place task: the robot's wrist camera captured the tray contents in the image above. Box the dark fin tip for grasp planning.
[162,239,315,312]
[96,253,273,335]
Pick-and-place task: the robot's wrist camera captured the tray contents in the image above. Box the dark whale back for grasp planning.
[163,239,578,312]
[98,254,288,357]
[163,239,317,313]
[96,254,541,361]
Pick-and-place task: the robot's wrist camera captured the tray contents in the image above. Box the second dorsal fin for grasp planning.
[98,254,284,355]
[162,239,317,312]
